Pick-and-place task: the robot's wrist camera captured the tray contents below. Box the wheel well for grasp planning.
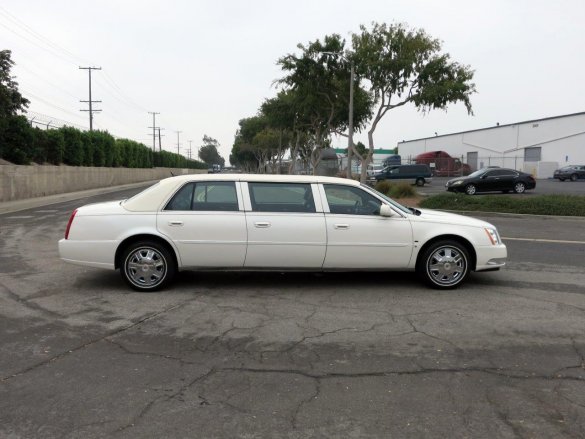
[416,235,477,271]
[115,234,178,270]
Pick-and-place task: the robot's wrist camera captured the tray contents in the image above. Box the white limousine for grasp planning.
[59,174,507,291]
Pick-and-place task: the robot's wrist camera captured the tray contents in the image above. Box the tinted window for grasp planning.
[165,182,238,211]
[324,184,382,216]
[248,183,315,213]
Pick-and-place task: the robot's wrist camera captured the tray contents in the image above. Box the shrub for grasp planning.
[374,181,417,199]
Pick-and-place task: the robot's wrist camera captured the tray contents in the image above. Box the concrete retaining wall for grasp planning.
[0,165,205,202]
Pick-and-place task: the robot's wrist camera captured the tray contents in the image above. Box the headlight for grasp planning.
[484,227,501,245]
[451,180,464,186]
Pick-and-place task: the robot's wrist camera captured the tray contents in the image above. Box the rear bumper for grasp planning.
[59,239,117,270]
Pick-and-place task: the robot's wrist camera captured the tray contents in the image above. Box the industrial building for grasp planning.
[397,112,585,178]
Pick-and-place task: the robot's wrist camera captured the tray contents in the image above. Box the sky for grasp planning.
[2,0,585,162]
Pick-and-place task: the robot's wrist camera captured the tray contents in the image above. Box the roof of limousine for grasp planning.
[123,173,362,212]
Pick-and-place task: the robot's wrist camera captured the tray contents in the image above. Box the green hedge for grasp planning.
[374,180,417,199]
[0,115,206,170]
[419,193,585,216]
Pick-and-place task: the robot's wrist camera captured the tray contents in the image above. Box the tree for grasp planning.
[276,34,373,174]
[199,135,225,167]
[0,50,29,118]
[351,22,476,181]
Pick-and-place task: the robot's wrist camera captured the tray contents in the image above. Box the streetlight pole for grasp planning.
[347,60,354,179]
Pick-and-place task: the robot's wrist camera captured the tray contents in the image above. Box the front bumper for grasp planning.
[474,244,507,271]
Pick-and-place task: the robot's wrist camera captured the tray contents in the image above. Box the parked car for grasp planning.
[553,165,585,181]
[372,164,433,186]
[59,174,506,291]
[366,164,385,177]
[445,168,536,195]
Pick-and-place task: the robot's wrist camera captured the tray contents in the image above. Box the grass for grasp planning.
[418,193,585,216]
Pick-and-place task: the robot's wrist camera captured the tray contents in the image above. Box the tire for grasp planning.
[514,182,526,194]
[416,178,425,187]
[120,241,176,292]
[465,184,476,195]
[559,178,566,182]
[417,240,470,289]
[570,174,578,182]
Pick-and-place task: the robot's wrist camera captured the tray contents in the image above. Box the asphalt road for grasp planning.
[1,187,584,438]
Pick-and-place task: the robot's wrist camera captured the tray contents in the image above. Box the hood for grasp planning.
[415,208,495,228]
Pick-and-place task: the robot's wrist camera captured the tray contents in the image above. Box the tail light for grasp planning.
[65,209,78,239]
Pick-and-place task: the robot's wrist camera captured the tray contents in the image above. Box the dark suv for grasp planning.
[372,164,433,186]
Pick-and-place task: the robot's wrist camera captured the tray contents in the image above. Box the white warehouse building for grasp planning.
[397,112,585,178]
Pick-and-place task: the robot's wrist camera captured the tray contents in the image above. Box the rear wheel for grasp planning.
[416,178,425,187]
[121,241,175,292]
[559,178,566,182]
[570,174,578,182]
[514,182,526,193]
[465,184,476,195]
[417,240,470,289]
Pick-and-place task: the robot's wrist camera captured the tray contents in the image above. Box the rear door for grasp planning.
[157,180,247,267]
[243,182,326,268]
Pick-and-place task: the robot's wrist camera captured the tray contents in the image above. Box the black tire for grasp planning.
[465,184,476,195]
[415,178,425,187]
[120,241,176,292]
[514,182,526,194]
[570,174,578,182]
[417,240,470,289]
[559,178,566,182]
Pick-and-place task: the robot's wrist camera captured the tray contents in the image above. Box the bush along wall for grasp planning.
[0,115,206,170]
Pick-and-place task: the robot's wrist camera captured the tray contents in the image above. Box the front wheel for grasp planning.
[570,174,578,182]
[417,240,470,289]
[465,184,476,195]
[514,182,526,193]
[416,178,425,187]
[121,241,176,292]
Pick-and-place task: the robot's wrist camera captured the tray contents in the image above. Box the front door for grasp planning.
[319,184,414,268]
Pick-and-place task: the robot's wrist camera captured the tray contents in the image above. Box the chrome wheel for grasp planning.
[121,241,175,291]
[417,240,470,289]
[570,174,578,182]
[465,184,476,195]
[514,182,526,193]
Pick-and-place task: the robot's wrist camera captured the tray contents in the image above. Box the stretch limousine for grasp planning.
[59,174,507,291]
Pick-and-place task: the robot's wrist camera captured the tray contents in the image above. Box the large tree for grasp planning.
[351,22,476,181]
[276,34,373,174]
[198,135,225,167]
[0,50,30,161]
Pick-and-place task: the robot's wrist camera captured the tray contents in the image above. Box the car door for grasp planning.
[319,184,414,268]
[243,181,326,268]
[157,180,247,267]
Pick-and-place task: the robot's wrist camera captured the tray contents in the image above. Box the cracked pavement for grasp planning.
[1,187,584,438]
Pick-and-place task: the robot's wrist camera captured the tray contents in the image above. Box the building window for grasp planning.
[524,147,541,162]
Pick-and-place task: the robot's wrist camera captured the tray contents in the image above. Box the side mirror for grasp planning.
[380,204,394,217]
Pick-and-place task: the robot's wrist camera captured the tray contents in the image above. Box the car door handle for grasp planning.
[254,222,271,228]
[168,220,184,226]
[334,224,350,230]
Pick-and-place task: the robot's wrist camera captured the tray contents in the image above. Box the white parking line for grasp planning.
[502,237,585,245]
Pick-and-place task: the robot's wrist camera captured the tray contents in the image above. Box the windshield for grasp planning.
[361,184,412,215]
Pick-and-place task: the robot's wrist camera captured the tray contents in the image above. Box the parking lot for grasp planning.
[1,186,584,438]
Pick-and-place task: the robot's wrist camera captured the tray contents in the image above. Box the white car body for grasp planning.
[59,174,506,291]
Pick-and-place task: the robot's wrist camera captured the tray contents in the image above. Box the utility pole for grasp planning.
[188,140,193,160]
[157,128,165,152]
[79,66,102,131]
[347,60,354,179]
[175,131,182,155]
[148,112,160,152]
